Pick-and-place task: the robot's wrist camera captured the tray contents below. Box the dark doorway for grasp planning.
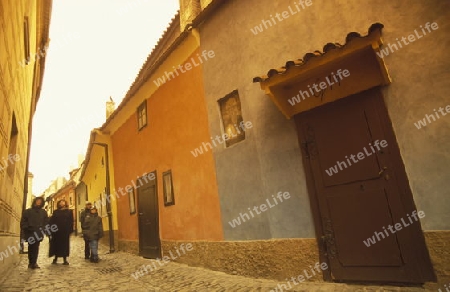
[137,171,161,259]
[295,87,435,283]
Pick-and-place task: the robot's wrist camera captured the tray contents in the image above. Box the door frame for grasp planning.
[296,116,332,281]
[295,87,436,283]
[136,170,161,259]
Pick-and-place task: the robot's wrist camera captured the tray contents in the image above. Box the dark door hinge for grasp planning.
[302,140,315,159]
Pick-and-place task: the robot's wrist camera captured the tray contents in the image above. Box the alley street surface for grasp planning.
[0,236,427,292]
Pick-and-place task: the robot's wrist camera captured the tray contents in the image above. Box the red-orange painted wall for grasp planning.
[51,183,76,230]
[111,49,223,242]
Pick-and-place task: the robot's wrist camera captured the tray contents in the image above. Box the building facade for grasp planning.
[68,0,449,287]
[49,178,76,230]
[80,129,119,252]
[74,163,87,235]
[75,181,87,235]
[165,0,449,286]
[25,172,35,209]
[0,0,52,275]
[40,176,67,215]
[92,12,224,258]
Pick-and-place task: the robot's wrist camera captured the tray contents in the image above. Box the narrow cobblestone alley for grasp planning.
[1,1,449,291]
[0,236,432,292]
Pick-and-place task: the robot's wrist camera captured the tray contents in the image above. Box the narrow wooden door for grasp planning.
[137,171,161,259]
[295,87,435,283]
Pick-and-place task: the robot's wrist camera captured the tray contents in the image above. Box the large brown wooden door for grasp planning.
[295,88,435,283]
[137,171,161,259]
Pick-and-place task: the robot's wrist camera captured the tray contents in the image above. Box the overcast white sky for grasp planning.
[29,0,179,195]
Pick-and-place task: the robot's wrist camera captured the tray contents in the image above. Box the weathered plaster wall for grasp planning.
[81,133,119,251]
[161,231,450,286]
[424,231,450,286]
[374,1,450,231]
[161,238,323,281]
[111,48,223,245]
[75,182,87,234]
[198,0,450,241]
[0,0,46,275]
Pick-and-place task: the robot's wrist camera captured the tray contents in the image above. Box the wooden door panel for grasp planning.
[327,188,402,267]
[296,87,435,283]
[137,172,160,259]
[310,99,381,186]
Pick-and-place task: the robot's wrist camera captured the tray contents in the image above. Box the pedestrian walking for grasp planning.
[84,207,103,263]
[20,197,49,269]
[49,199,73,265]
[80,201,92,259]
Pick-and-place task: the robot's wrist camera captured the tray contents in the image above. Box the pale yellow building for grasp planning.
[80,128,119,252]
[0,0,52,274]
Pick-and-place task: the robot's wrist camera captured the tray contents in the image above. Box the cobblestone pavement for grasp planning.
[0,236,436,291]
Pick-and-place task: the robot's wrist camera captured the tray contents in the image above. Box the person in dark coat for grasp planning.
[84,207,103,263]
[49,199,73,265]
[20,197,49,269]
[80,201,92,259]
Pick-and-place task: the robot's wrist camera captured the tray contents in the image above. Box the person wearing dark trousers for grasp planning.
[84,207,103,263]
[49,199,73,265]
[80,201,92,259]
[20,197,49,269]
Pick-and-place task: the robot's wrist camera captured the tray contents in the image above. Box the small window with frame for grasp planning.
[163,170,175,206]
[128,186,136,214]
[137,101,147,130]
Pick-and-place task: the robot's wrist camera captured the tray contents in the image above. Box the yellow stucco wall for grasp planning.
[81,132,119,233]
[0,0,50,274]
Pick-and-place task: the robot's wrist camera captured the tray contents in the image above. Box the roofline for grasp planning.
[69,167,80,177]
[79,130,98,182]
[36,0,52,105]
[191,0,226,28]
[51,180,76,199]
[253,23,384,83]
[100,12,185,132]
[23,0,53,212]
[100,0,227,133]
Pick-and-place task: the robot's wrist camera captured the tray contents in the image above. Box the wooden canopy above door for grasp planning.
[253,23,391,119]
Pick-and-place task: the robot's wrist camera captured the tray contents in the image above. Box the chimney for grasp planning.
[78,153,85,167]
[106,96,115,119]
[179,0,201,31]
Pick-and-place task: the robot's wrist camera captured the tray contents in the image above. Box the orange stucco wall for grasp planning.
[52,185,75,212]
[51,185,77,230]
[111,49,223,242]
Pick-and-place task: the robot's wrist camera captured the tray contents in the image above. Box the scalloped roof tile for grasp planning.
[253,23,384,83]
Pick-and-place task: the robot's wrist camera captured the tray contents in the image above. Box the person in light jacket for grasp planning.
[83,207,103,263]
